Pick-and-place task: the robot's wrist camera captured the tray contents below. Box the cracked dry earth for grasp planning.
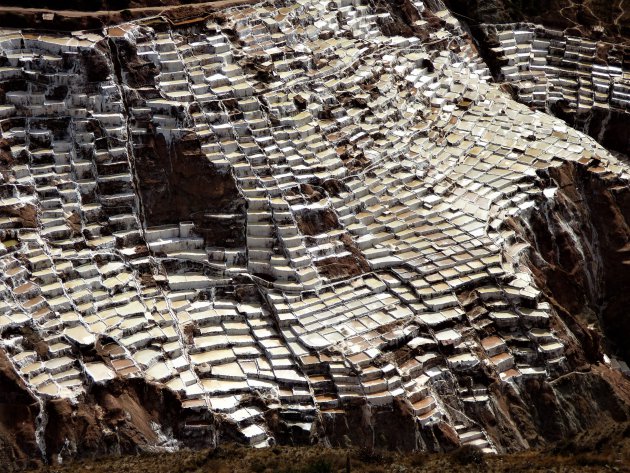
[1,0,630,469]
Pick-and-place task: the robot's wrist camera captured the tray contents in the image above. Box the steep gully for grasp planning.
[510,161,630,366]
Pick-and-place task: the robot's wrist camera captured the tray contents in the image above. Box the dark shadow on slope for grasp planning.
[506,161,630,365]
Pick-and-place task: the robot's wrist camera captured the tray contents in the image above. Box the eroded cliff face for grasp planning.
[1,0,630,469]
[0,336,222,469]
[508,161,630,364]
[482,159,630,449]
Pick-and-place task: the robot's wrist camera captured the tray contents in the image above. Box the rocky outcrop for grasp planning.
[0,349,39,471]
[42,377,187,462]
[507,161,630,364]
[550,105,630,161]
[1,335,240,467]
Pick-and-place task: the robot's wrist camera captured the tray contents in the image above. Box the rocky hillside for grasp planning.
[443,0,630,45]
[444,0,630,157]
[0,0,629,470]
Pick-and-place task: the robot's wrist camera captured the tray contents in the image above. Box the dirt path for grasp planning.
[0,0,257,29]
[0,0,253,16]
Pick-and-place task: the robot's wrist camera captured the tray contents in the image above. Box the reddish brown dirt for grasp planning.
[510,162,630,364]
[314,233,371,281]
[0,338,224,469]
[550,103,630,160]
[3,204,38,229]
[111,39,158,89]
[133,132,246,247]
[316,255,365,281]
[318,400,428,451]
[295,208,340,236]
[0,349,40,472]
[42,378,186,464]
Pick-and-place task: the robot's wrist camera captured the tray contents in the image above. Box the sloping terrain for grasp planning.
[444,0,630,45]
[0,0,629,469]
[444,0,630,157]
[21,429,630,473]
